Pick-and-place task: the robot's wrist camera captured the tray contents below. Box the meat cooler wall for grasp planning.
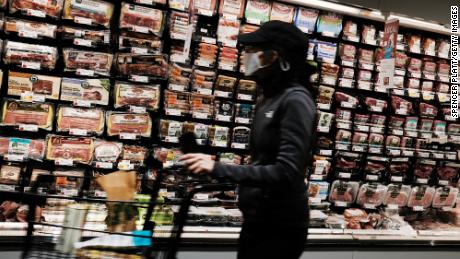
[0,0,460,255]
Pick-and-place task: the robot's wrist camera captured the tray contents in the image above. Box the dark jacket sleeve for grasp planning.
[212,92,316,187]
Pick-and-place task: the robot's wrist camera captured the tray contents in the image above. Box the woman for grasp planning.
[180,21,316,259]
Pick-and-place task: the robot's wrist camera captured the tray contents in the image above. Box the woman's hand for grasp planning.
[180,153,216,174]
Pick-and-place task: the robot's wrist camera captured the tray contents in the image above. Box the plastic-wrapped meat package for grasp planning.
[370,114,386,126]
[219,0,245,18]
[193,0,217,16]
[309,181,329,201]
[60,78,110,106]
[328,180,359,204]
[361,25,377,45]
[116,53,168,80]
[423,61,436,77]
[437,163,459,181]
[317,86,335,107]
[316,137,333,149]
[168,63,192,92]
[119,31,163,53]
[437,63,450,77]
[447,123,460,135]
[336,109,352,123]
[63,49,113,76]
[92,140,122,164]
[294,7,318,34]
[421,80,434,91]
[218,153,241,165]
[321,63,339,83]
[356,183,387,207]
[419,103,438,117]
[209,126,230,147]
[106,112,152,138]
[383,184,411,207]
[364,97,387,112]
[0,137,46,161]
[406,78,420,89]
[7,71,61,100]
[354,113,369,125]
[368,133,384,146]
[10,0,64,19]
[390,160,409,175]
[415,138,428,150]
[389,116,405,129]
[407,58,422,75]
[236,80,257,101]
[244,0,270,25]
[192,69,216,95]
[56,106,104,136]
[159,120,183,143]
[120,3,165,35]
[114,83,160,111]
[352,132,368,145]
[184,122,209,145]
[364,159,386,176]
[419,118,434,132]
[46,135,94,164]
[232,126,250,148]
[54,169,84,196]
[169,11,191,40]
[312,157,331,176]
[413,160,435,179]
[316,12,343,37]
[391,96,412,115]
[395,51,408,69]
[335,92,359,108]
[340,44,356,63]
[401,137,415,148]
[423,38,436,55]
[4,41,58,70]
[214,100,234,122]
[385,135,401,148]
[437,39,450,59]
[5,18,57,39]
[63,0,114,28]
[169,0,191,12]
[0,164,22,187]
[121,145,147,166]
[336,130,352,143]
[335,154,360,174]
[316,41,337,63]
[358,48,375,65]
[235,103,254,124]
[164,90,190,116]
[317,112,334,132]
[432,120,447,135]
[214,75,237,98]
[1,99,54,130]
[407,186,435,209]
[190,93,214,119]
[0,0,6,9]
[408,35,421,53]
[194,42,218,68]
[218,47,238,71]
[432,187,459,208]
[404,116,418,131]
[59,26,110,48]
[269,2,295,23]
[342,21,358,41]
[341,67,354,79]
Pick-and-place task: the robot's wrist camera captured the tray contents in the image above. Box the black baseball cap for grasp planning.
[238,20,308,63]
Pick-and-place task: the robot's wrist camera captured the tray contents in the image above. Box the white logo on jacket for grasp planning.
[265,111,274,118]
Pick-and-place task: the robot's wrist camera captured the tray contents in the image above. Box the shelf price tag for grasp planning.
[131,47,149,54]
[413,206,424,212]
[129,106,147,114]
[197,88,213,95]
[18,124,38,132]
[164,136,179,143]
[120,133,137,140]
[74,16,93,25]
[335,201,348,207]
[4,154,25,162]
[74,38,93,47]
[27,9,46,18]
[55,158,73,166]
[76,69,95,77]
[338,172,351,179]
[231,143,247,149]
[215,115,231,122]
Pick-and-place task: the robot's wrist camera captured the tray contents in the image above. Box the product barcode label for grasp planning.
[238,94,253,101]
[77,69,95,77]
[214,91,231,98]
[74,16,93,25]
[130,75,149,83]
[56,158,73,166]
[201,36,217,44]
[4,154,25,162]
[27,9,46,18]
[74,38,93,47]
[193,112,209,119]
[235,118,250,124]
[21,61,41,70]
[309,197,321,204]
[73,99,92,107]
[197,88,213,95]
[129,106,147,114]
[339,78,353,88]
[335,201,347,207]
[69,128,88,136]
[95,162,113,169]
[416,178,428,184]
[364,203,376,209]
[166,109,182,116]
[133,26,149,34]
[216,115,231,122]
[118,160,134,170]
[213,141,228,147]
[246,18,261,25]
[439,180,449,186]
[120,133,137,140]
[387,204,399,210]
[165,136,179,143]
[19,30,38,39]
[341,61,354,67]
[413,206,424,212]
[339,172,351,179]
[131,47,149,54]
[391,176,403,182]
[366,175,379,181]
[169,84,186,92]
[322,31,335,37]
[19,124,38,132]
[231,143,247,149]
[310,174,324,180]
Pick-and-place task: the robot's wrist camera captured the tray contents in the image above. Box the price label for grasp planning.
[130,75,149,83]
[322,31,336,37]
[339,172,351,179]
[76,69,95,77]
[133,26,149,34]
[370,127,384,133]
[410,72,421,78]
[129,106,147,114]
[310,174,324,180]
[408,89,420,98]
[395,108,408,115]
[56,158,73,166]
[193,112,209,119]
[406,131,418,137]
[238,94,253,101]
[336,143,349,150]
[360,63,374,71]
[317,126,330,133]
[389,149,401,156]
[335,201,348,207]
[365,39,377,46]
[19,124,38,132]
[319,149,332,156]
[21,61,41,70]
[392,129,404,135]
[219,63,235,71]
[421,132,432,139]
[33,94,46,102]
[418,152,430,158]
[198,8,213,16]
[364,203,376,209]
[214,91,231,98]
[216,115,231,122]
[73,99,91,107]
[118,160,134,170]
[413,206,424,212]
[352,145,365,152]
[231,143,247,149]
[235,118,250,124]
[341,102,354,108]
[4,154,25,162]
[131,47,149,54]
[74,16,93,25]
[136,0,154,4]
[438,75,450,82]
[391,176,403,182]
[246,18,261,25]
[402,150,414,156]
[201,36,216,44]
[337,122,351,129]
[366,175,379,181]
[345,35,360,42]
[423,73,435,80]
[165,136,179,143]
[395,69,406,76]
[19,30,38,39]
[196,59,212,68]
[416,178,428,184]
[95,162,113,169]
[197,88,213,95]
[369,147,382,154]
[396,44,405,50]
[339,78,353,88]
[317,103,331,110]
[69,128,88,136]
[194,193,209,200]
[357,81,372,90]
[441,207,453,211]
[341,60,354,67]
[169,84,186,92]
[446,153,457,160]
[213,141,228,147]
[74,38,93,47]
[166,109,181,116]
[439,180,449,186]
[120,133,137,140]
[322,77,336,85]
[387,204,399,210]
[223,13,238,21]
[392,89,405,96]
[27,9,46,18]
[309,197,321,204]
[20,91,34,102]
[356,125,370,132]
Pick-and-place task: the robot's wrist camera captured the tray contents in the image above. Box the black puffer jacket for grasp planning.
[212,85,316,227]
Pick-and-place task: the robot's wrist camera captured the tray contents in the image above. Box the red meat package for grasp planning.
[336,130,352,142]
[408,35,421,53]
[352,132,368,145]
[368,133,384,146]
[437,163,459,181]
[340,44,356,62]
[383,184,411,207]
[46,135,94,164]
[407,58,422,75]
[335,92,359,108]
[437,63,450,76]
[364,97,387,112]
[364,160,386,176]
[358,48,375,65]
[354,114,370,124]
[385,135,401,148]
[370,114,386,125]
[432,187,459,208]
[329,180,359,204]
[419,103,438,117]
[395,52,408,69]
[407,186,435,209]
[389,116,405,128]
[391,96,412,115]
[413,159,435,179]
[356,183,387,208]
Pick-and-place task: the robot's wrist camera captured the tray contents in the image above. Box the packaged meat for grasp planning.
[63,0,114,28]
[395,51,408,69]
[342,20,359,41]
[169,0,190,11]
[419,118,434,132]
[389,159,410,175]
[421,80,434,91]
[356,183,387,207]
[335,92,359,109]
[328,180,359,204]
[114,82,160,110]
[7,71,61,100]
[0,164,22,186]
[413,159,435,179]
[361,25,377,45]
[391,96,412,115]
[56,106,105,135]
[60,78,110,106]
[191,69,216,95]
[236,80,257,101]
[10,0,64,19]
[312,156,331,176]
[219,0,245,19]
[294,7,318,34]
[63,49,113,76]
[423,61,436,77]
[341,67,355,79]
[46,135,94,164]
[0,137,46,161]
[432,187,458,208]
[121,145,147,166]
[119,31,163,53]
[419,103,438,117]
[244,0,270,25]
[214,100,234,122]
[5,18,57,39]
[385,135,401,148]
[4,41,58,70]
[364,97,387,112]
[159,120,183,143]
[407,186,435,209]
[401,137,415,148]
[217,18,240,47]
[106,112,152,138]
[336,109,352,123]
[408,35,421,53]
[352,132,368,145]
[184,122,209,145]
[209,126,230,147]
[214,75,237,98]
[218,46,238,71]
[437,39,450,59]
[54,169,84,196]
[317,86,335,108]
[316,12,342,37]
[164,90,190,116]
[363,158,386,178]
[383,184,411,207]
[404,116,418,130]
[190,93,214,119]
[235,103,254,124]
[437,63,450,77]
[316,136,333,150]
[232,126,250,148]
[1,99,54,130]
[269,2,295,23]
[340,44,356,63]
[316,41,337,63]
[433,120,447,135]
[0,0,6,8]
[169,11,192,40]
[408,58,422,76]
[119,3,165,35]
[321,63,339,84]
[358,48,375,67]
[447,123,460,135]
[59,26,110,48]
[194,43,218,68]
[423,38,436,56]
[193,0,217,16]
[336,130,352,143]
[437,163,459,181]
[317,112,333,132]
[309,181,329,201]
[168,63,192,91]
[92,140,122,164]
[116,53,168,80]
[368,133,384,146]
